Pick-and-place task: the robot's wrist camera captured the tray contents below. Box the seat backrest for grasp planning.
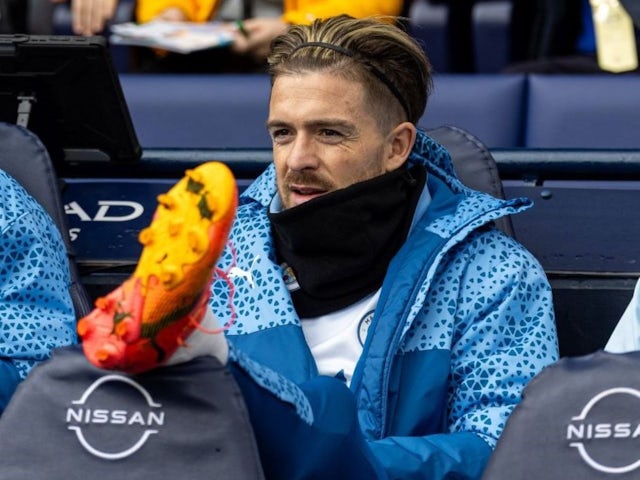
[526,74,640,148]
[421,74,527,148]
[120,74,272,149]
[0,121,93,318]
[428,125,515,237]
[482,350,640,479]
[120,73,527,150]
[0,346,265,479]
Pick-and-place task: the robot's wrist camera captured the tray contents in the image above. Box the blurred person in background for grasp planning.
[53,0,119,36]
[132,0,406,72]
[506,0,640,73]
[5,0,121,36]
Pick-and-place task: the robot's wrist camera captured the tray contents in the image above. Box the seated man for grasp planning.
[0,168,77,411]
[78,15,559,479]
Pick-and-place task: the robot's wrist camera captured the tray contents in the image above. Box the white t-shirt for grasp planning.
[301,290,380,386]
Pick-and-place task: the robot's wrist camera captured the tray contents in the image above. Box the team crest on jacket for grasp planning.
[358,310,375,346]
[281,263,300,292]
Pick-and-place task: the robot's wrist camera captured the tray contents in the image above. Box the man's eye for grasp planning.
[270,129,290,140]
[320,129,341,137]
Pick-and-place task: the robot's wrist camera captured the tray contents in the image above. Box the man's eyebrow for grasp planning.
[266,118,355,130]
[266,119,289,129]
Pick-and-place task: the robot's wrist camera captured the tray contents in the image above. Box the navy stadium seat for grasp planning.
[482,351,640,479]
[420,74,526,148]
[119,73,526,149]
[429,125,515,235]
[525,74,640,149]
[0,346,264,479]
[120,74,273,149]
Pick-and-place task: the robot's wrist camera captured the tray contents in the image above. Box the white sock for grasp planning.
[165,307,229,366]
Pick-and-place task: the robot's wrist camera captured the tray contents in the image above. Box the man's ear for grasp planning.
[385,122,417,171]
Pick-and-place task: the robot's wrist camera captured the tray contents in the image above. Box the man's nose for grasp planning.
[286,134,319,171]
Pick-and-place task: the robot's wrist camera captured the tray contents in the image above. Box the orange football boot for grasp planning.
[77,162,237,374]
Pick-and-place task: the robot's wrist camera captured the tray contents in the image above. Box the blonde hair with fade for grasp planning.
[267,15,433,131]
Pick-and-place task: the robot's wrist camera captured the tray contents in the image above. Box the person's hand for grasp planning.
[229,17,288,62]
[60,0,118,36]
[154,7,188,22]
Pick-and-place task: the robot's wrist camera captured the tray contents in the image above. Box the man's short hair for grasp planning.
[267,15,433,127]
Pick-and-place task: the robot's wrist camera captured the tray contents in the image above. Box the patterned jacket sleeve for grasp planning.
[0,173,77,411]
[446,231,559,446]
[368,229,559,478]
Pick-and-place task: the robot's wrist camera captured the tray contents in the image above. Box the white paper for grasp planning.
[110,21,235,54]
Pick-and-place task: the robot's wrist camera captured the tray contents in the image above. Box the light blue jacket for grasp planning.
[0,170,77,412]
[210,131,559,479]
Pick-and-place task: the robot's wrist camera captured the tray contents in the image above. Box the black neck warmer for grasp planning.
[268,164,427,317]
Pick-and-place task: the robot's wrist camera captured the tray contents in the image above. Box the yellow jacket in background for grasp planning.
[136,0,404,25]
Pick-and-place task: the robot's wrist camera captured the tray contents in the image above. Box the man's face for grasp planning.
[267,72,396,209]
